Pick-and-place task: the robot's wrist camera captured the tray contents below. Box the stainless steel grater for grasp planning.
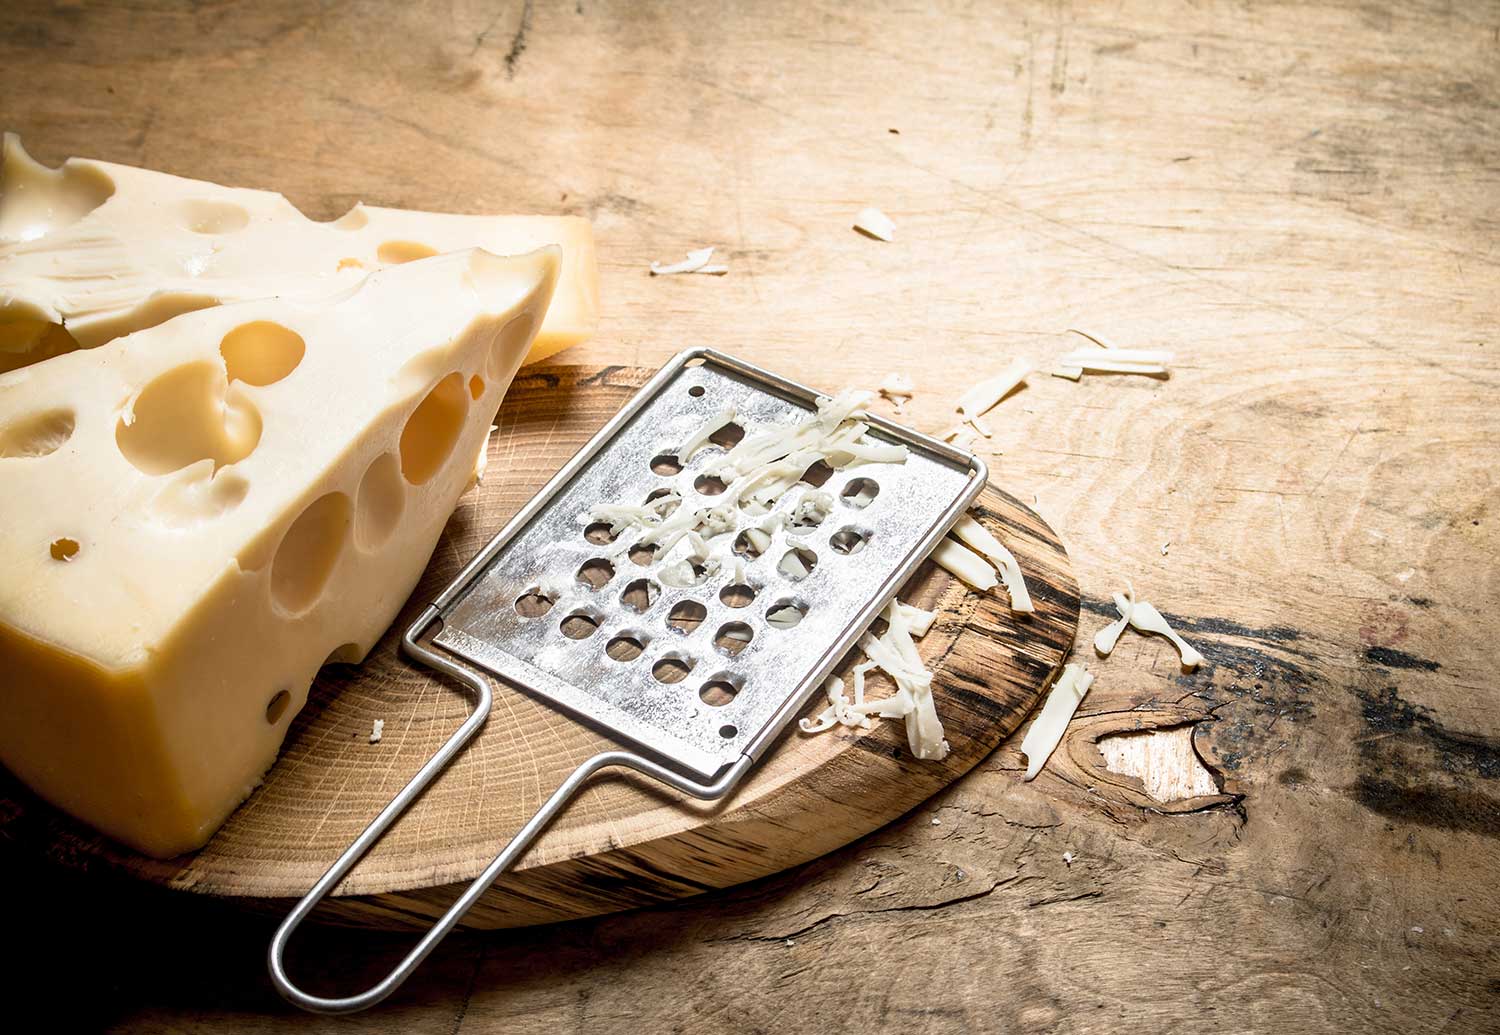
[270,348,987,1013]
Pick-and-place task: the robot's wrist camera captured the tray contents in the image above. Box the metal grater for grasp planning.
[270,349,987,1013]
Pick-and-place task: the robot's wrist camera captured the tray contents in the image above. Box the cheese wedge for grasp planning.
[0,133,597,374]
[0,246,558,858]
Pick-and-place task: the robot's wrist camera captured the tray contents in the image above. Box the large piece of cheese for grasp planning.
[0,134,596,374]
[0,246,558,858]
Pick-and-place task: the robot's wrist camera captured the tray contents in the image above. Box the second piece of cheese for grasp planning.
[0,134,597,373]
[0,247,558,858]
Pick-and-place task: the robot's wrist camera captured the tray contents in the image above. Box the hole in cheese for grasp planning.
[0,407,75,458]
[270,491,351,615]
[353,452,404,550]
[49,537,80,561]
[0,319,80,376]
[486,310,540,381]
[265,690,290,724]
[151,466,249,527]
[115,361,262,476]
[468,375,484,400]
[377,240,438,264]
[220,321,305,387]
[179,198,250,235]
[398,372,468,485]
[0,136,115,243]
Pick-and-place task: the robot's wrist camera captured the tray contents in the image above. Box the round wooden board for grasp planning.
[0,365,1079,931]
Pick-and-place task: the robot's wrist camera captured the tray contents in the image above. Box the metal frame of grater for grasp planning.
[269,348,988,1013]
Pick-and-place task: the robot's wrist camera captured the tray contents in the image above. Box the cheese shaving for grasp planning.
[678,405,737,460]
[1065,328,1124,350]
[878,373,914,414]
[369,718,384,745]
[1111,592,1204,669]
[955,358,1030,434]
[950,514,1033,613]
[1019,664,1093,780]
[799,600,948,759]
[1055,347,1170,377]
[649,247,727,276]
[930,538,998,592]
[852,207,896,242]
[1160,540,1171,556]
[1093,579,1135,655]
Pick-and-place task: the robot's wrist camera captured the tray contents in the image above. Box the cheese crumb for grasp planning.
[878,373,914,414]
[853,207,896,242]
[1063,850,1075,866]
[930,816,942,826]
[1020,664,1094,780]
[649,247,728,276]
[369,718,384,744]
[1160,540,1171,556]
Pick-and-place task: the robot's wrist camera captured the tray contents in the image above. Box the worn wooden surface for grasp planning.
[1,0,1497,1032]
[0,366,1080,928]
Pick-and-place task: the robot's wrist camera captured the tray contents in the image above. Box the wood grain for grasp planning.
[0,1,1496,1031]
[0,365,1079,929]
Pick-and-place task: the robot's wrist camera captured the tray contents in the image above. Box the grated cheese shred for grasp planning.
[1019,664,1093,780]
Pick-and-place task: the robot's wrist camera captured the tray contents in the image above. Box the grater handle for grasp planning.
[267,605,755,1016]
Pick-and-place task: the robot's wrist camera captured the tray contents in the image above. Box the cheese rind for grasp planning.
[0,247,558,857]
[0,134,596,371]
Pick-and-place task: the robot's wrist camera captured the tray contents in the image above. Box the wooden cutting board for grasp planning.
[0,365,1079,931]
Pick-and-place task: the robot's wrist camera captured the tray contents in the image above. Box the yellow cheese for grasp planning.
[0,246,558,857]
[0,134,596,373]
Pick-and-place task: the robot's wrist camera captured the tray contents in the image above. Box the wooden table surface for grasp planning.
[2,2,1496,1032]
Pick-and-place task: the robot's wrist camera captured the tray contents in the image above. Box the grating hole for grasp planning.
[778,546,818,581]
[719,583,755,608]
[652,655,694,684]
[708,422,745,449]
[733,529,769,559]
[515,589,555,618]
[714,622,754,657]
[561,612,600,639]
[694,473,728,496]
[650,453,683,475]
[700,680,739,707]
[841,477,880,509]
[800,460,835,487]
[767,599,807,629]
[265,689,290,724]
[688,385,706,398]
[830,527,870,555]
[627,542,658,566]
[645,487,680,518]
[620,577,660,613]
[667,600,707,634]
[584,521,618,545]
[606,634,645,661]
[719,724,738,739]
[577,558,615,590]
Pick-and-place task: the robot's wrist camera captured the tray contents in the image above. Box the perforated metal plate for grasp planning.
[430,350,985,779]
